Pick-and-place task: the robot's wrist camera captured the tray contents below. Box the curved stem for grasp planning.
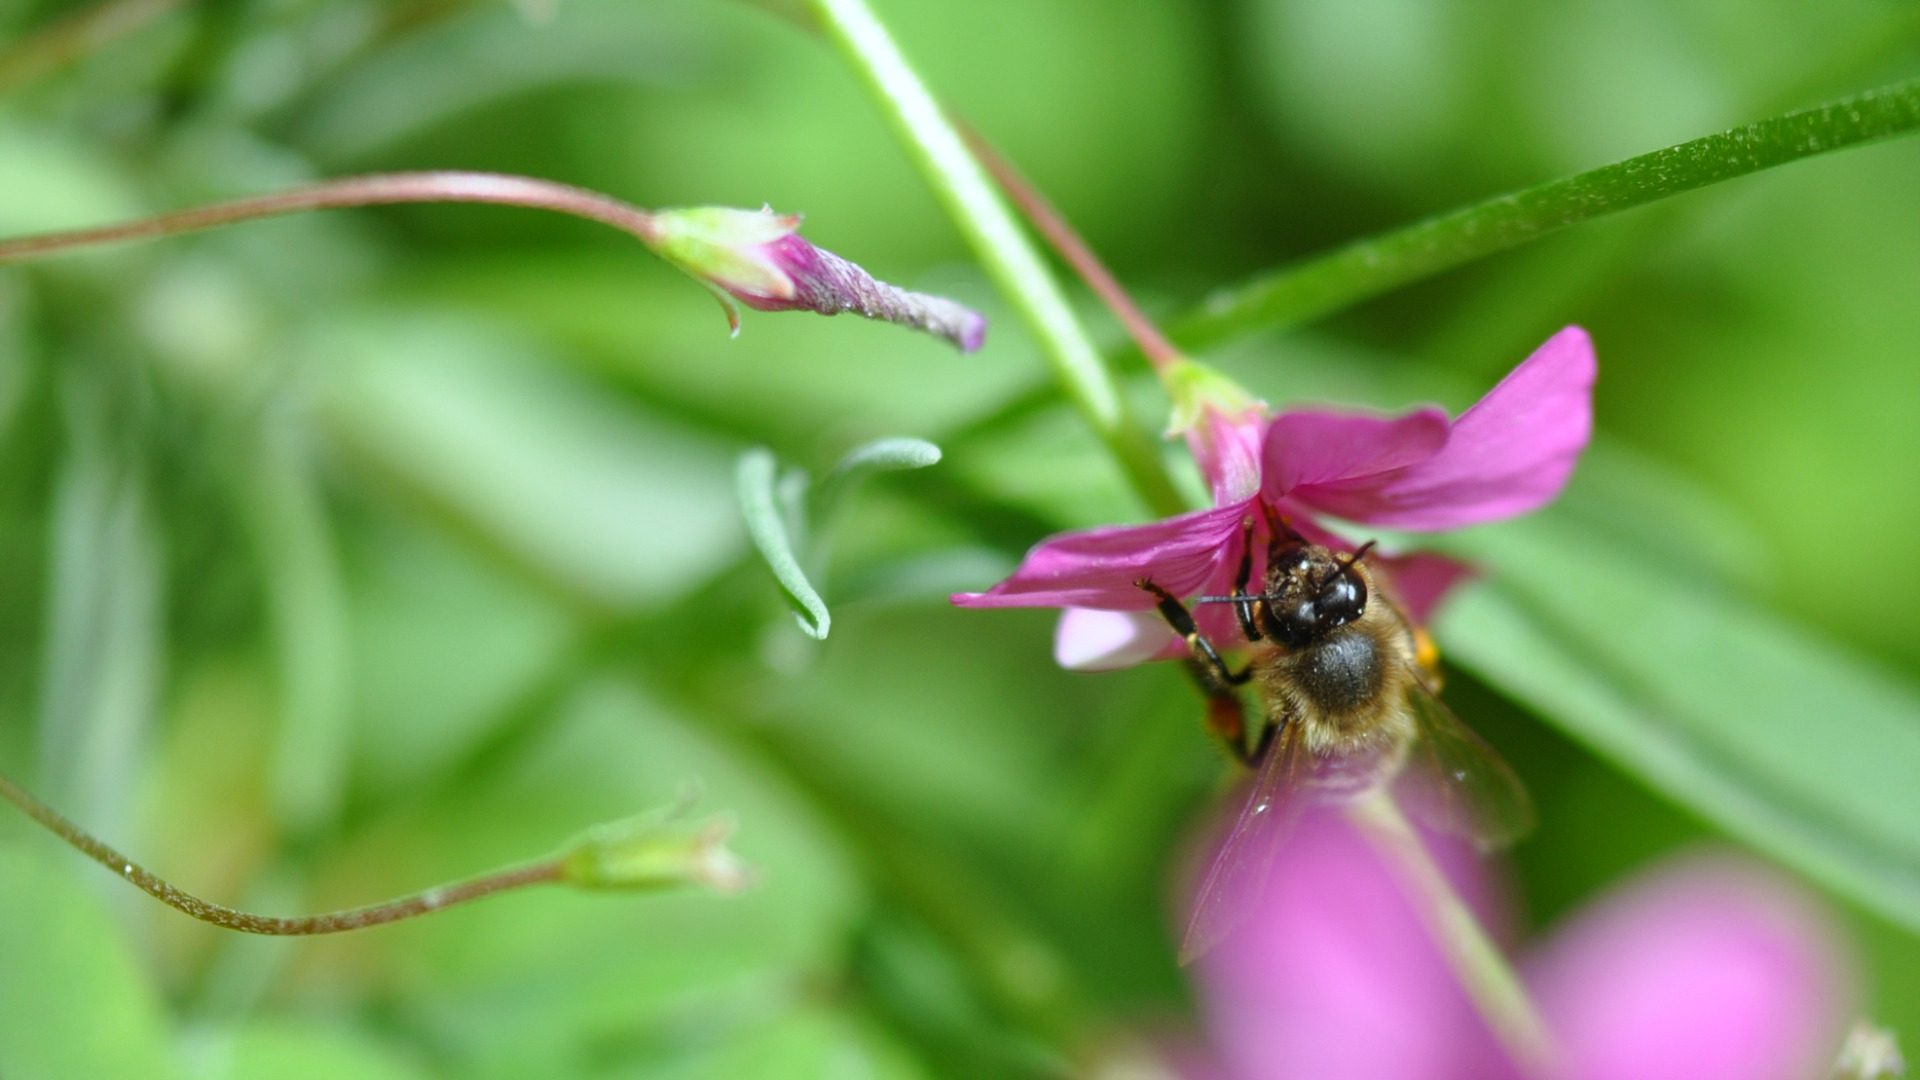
[0,768,563,934]
[1169,76,1920,353]
[0,171,662,265]
[957,124,1184,376]
[803,0,1187,518]
[1347,790,1556,1078]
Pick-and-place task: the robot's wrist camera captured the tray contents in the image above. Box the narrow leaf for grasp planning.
[812,436,942,521]
[738,447,831,639]
[1438,515,1920,933]
[1172,77,1920,352]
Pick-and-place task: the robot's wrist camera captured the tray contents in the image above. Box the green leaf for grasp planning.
[0,845,180,1080]
[240,416,353,838]
[813,437,942,522]
[316,312,743,610]
[739,447,831,640]
[1170,76,1920,352]
[1437,514,1920,933]
[739,439,945,640]
[194,1020,428,1080]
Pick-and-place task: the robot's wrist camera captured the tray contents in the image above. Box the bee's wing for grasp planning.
[1178,718,1309,965]
[1400,676,1535,850]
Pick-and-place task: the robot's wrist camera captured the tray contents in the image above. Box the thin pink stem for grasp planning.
[0,171,662,265]
[958,125,1184,376]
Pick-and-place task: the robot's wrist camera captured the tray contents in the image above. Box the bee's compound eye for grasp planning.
[1318,574,1367,627]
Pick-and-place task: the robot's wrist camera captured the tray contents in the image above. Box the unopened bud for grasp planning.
[559,810,754,895]
[649,206,986,352]
[1162,357,1267,504]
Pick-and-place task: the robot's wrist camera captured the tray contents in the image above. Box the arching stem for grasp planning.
[0,171,662,265]
[0,768,564,934]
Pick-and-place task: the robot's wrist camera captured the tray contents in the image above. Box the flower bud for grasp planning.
[1162,357,1267,504]
[649,206,987,352]
[558,810,754,895]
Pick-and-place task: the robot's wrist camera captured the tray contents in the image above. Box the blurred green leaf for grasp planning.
[194,1020,428,1080]
[294,0,711,166]
[0,846,180,1080]
[1438,513,1920,934]
[315,312,743,609]
[0,120,143,236]
[1171,76,1920,353]
[37,369,164,835]
[348,513,577,800]
[241,414,354,838]
[738,446,830,639]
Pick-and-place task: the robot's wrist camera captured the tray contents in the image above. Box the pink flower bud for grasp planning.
[1162,358,1268,504]
[649,206,987,352]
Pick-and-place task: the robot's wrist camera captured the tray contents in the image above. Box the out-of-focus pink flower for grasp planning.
[1188,810,1851,1080]
[952,328,1596,667]
[649,206,987,351]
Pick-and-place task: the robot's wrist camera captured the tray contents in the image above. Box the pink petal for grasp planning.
[1189,404,1270,504]
[1529,853,1851,1080]
[1261,408,1449,502]
[952,500,1252,611]
[1376,550,1477,626]
[1197,810,1516,1080]
[1292,326,1596,530]
[1055,607,1178,670]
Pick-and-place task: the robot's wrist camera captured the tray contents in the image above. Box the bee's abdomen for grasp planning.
[1292,630,1383,717]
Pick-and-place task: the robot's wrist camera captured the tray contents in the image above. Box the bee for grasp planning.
[1136,506,1532,962]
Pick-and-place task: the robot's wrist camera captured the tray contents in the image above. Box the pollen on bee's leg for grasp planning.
[1413,626,1443,685]
[1205,692,1246,746]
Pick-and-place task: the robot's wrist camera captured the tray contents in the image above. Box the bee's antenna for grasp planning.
[1317,540,1377,589]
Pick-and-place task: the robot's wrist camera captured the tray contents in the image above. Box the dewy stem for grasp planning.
[1169,76,1920,354]
[0,171,662,264]
[1346,790,1557,1079]
[0,768,564,934]
[802,0,1187,519]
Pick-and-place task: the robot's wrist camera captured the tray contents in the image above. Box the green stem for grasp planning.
[0,767,564,933]
[1346,791,1556,1079]
[1170,77,1920,353]
[802,0,1186,519]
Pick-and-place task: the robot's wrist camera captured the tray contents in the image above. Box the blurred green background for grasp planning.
[2,0,1919,1076]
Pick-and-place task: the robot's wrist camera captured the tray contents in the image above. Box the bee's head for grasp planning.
[1259,541,1373,648]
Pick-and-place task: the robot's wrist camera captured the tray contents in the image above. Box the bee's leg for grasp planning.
[1249,713,1284,765]
[1183,659,1255,766]
[1230,516,1265,643]
[1135,579,1249,688]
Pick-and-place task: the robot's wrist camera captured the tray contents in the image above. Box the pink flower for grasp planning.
[952,327,1596,668]
[649,206,988,351]
[1189,810,1852,1080]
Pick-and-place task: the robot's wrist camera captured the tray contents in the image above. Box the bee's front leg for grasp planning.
[1136,579,1249,688]
[1138,578,1258,765]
